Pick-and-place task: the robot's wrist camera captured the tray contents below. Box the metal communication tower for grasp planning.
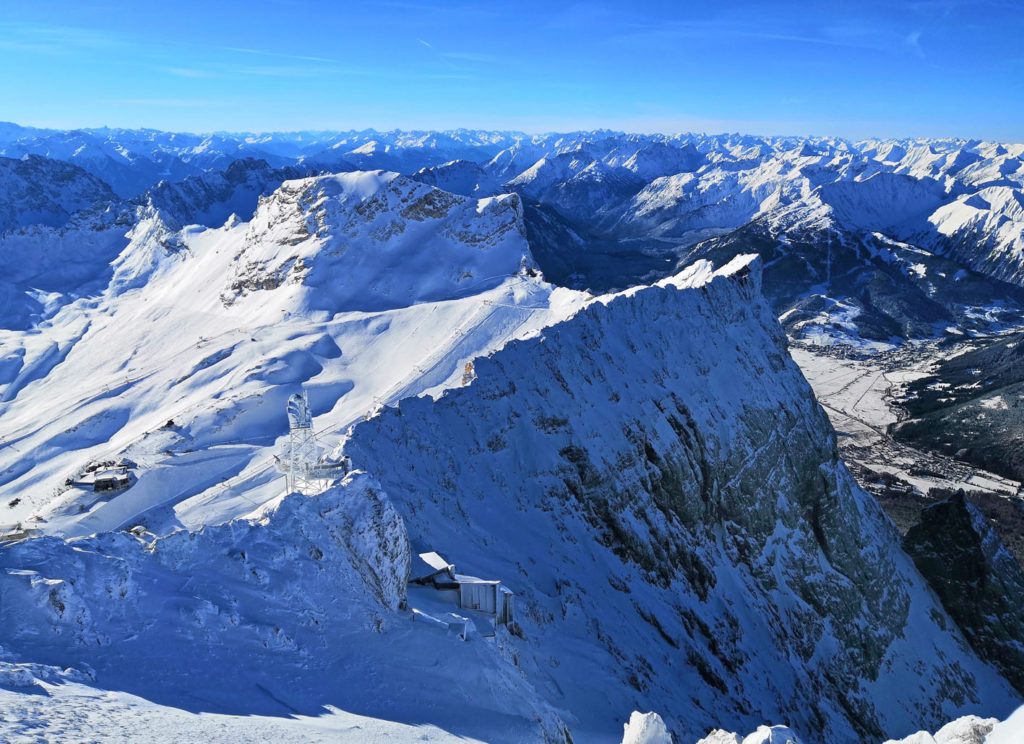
[281,390,347,494]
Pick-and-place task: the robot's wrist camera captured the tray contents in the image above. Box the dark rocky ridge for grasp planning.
[895,330,1024,484]
[903,491,1024,695]
[0,155,117,233]
[683,221,1024,344]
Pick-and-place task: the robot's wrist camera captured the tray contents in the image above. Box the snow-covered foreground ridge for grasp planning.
[0,251,1016,742]
[656,703,1024,744]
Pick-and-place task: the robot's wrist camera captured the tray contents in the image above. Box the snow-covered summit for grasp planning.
[0,253,1011,744]
[225,170,534,312]
[342,257,1017,742]
[0,124,1022,742]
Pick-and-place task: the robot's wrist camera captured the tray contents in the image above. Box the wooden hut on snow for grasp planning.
[409,551,515,628]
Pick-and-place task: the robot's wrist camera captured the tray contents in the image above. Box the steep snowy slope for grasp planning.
[0,469,569,742]
[0,208,136,331]
[925,186,1024,284]
[224,171,535,312]
[615,141,704,181]
[815,173,946,233]
[0,171,586,541]
[412,159,497,197]
[0,156,327,332]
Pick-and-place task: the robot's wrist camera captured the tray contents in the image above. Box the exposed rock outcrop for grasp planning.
[903,492,1024,694]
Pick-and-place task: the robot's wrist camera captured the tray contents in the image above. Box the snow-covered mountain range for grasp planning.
[0,123,1023,742]
[6,122,1023,348]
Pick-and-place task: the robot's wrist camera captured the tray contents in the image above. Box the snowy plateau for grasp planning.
[0,124,1022,743]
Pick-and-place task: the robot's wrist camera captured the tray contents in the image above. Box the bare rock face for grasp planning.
[903,491,1024,694]
[0,155,116,233]
[141,157,319,229]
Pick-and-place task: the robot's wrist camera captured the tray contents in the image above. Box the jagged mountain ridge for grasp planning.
[142,157,322,230]
[0,154,116,233]
[5,124,1024,334]
[344,257,1018,742]
[5,123,1022,257]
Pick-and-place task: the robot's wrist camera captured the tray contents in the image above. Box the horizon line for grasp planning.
[1,119,1019,146]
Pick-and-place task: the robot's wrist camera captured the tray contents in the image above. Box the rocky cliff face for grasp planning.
[903,492,1024,694]
[141,158,319,229]
[344,257,1018,742]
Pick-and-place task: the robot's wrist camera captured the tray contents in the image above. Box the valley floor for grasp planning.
[790,341,1024,558]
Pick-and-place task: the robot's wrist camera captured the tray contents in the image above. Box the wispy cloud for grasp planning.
[607,22,893,53]
[410,35,499,75]
[0,38,63,54]
[412,72,478,81]
[441,50,500,64]
[0,22,119,55]
[232,65,343,77]
[18,23,119,50]
[0,21,356,70]
[166,67,214,79]
[220,46,349,66]
[112,98,227,108]
[590,5,938,58]
[906,30,926,59]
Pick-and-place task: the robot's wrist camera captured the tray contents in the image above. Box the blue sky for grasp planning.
[1,0,1021,139]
